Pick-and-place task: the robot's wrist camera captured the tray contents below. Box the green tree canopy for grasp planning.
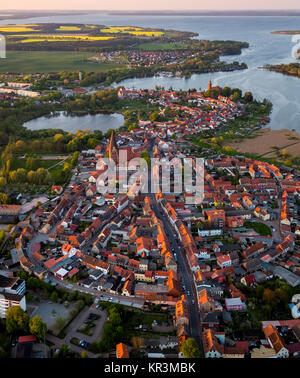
[6,306,29,334]
[180,338,201,358]
[29,315,47,339]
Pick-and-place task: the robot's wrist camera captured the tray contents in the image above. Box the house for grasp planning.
[201,312,220,329]
[204,209,225,228]
[226,216,244,228]
[198,289,215,312]
[51,185,63,195]
[0,204,21,216]
[54,268,69,280]
[225,297,246,311]
[254,207,270,221]
[175,295,189,326]
[0,292,26,318]
[243,242,264,260]
[263,324,289,358]
[217,254,232,269]
[122,278,134,296]
[116,342,129,358]
[202,328,224,358]
[86,185,97,197]
[136,236,152,257]
[241,274,256,286]
[242,258,261,273]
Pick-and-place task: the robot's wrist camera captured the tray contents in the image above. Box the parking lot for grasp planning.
[28,300,76,333]
[64,305,108,349]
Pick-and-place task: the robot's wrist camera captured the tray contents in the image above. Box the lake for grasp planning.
[24,111,124,133]
[2,12,300,131]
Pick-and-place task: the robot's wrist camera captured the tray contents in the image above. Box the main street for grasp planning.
[149,193,203,348]
[147,137,203,352]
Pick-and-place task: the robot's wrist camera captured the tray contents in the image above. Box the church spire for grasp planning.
[108,130,118,163]
[208,79,212,91]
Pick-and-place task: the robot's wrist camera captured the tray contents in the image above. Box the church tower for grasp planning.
[208,79,212,91]
[108,130,119,163]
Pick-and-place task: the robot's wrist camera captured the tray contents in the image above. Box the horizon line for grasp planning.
[2,9,300,11]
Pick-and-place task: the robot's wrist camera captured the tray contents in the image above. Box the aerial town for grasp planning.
[0,81,299,359]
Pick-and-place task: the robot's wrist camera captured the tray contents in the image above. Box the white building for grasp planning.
[0,292,26,318]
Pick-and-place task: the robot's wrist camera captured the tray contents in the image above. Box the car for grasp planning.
[187,291,190,296]
[191,299,195,304]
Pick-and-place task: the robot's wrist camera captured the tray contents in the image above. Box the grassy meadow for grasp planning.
[0,51,126,73]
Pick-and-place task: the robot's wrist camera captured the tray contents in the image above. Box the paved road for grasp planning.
[147,137,203,353]
[150,194,202,348]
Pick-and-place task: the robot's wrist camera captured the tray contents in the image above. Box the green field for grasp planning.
[244,221,272,236]
[138,42,187,50]
[9,158,62,171]
[0,51,125,73]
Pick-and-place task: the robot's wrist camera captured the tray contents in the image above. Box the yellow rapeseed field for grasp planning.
[18,35,115,43]
[100,26,163,36]
[0,26,40,32]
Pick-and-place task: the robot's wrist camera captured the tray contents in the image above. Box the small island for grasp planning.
[271,30,300,35]
[263,63,300,79]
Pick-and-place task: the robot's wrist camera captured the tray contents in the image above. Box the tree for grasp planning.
[29,315,47,339]
[128,123,137,132]
[15,140,26,152]
[55,317,66,331]
[53,344,70,359]
[109,311,122,326]
[244,91,253,102]
[87,137,98,149]
[262,288,276,305]
[50,291,59,302]
[6,306,29,334]
[149,111,160,122]
[180,338,201,358]
[0,193,9,204]
[0,177,7,188]
[26,157,38,171]
[0,229,5,244]
[53,134,64,143]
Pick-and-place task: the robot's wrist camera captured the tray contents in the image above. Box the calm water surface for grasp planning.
[24,111,124,133]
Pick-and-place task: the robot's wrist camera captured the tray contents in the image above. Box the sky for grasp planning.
[1,0,300,11]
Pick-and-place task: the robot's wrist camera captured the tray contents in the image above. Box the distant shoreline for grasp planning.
[1,10,300,19]
[107,10,300,17]
[272,30,300,35]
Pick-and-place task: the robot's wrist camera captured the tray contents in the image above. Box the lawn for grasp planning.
[0,51,126,73]
[123,310,168,328]
[244,221,272,236]
[10,158,62,171]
